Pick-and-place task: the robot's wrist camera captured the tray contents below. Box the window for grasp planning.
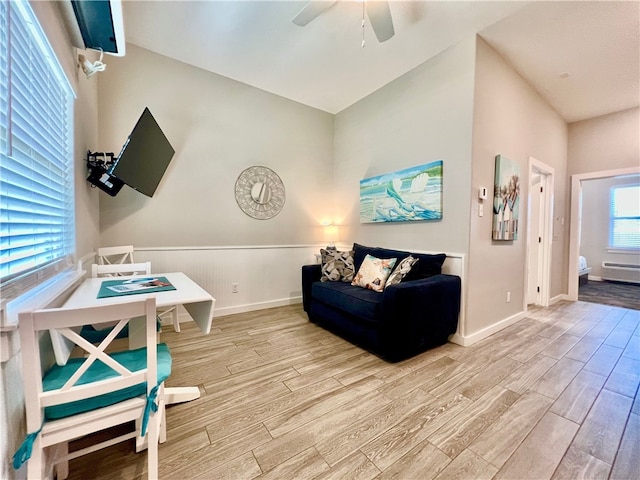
[0,0,75,296]
[610,184,640,250]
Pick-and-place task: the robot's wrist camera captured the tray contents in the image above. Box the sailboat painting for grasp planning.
[359,161,443,223]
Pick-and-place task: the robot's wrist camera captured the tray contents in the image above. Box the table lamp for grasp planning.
[323,224,339,248]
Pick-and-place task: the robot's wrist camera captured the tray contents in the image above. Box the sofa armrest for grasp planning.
[379,274,461,359]
[301,264,322,312]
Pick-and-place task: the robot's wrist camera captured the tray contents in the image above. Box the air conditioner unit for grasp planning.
[58,0,125,56]
[601,262,640,284]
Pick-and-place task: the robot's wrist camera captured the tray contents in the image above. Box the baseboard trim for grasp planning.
[212,297,303,318]
[161,297,303,326]
[550,294,570,305]
[449,310,526,347]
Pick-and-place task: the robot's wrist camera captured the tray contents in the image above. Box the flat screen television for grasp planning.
[109,107,175,197]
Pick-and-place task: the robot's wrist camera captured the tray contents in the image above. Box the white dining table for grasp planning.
[58,271,215,404]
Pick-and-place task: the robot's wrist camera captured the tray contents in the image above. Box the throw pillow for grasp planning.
[351,254,397,292]
[320,248,355,282]
[385,255,419,288]
[405,253,447,280]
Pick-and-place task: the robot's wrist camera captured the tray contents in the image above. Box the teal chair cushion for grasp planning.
[42,343,172,420]
[79,324,130,343]
[79,318,162,343]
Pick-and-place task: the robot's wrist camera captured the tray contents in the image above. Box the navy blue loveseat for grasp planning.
[302,243,461,362]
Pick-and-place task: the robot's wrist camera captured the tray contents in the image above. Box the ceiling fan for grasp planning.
[292,1,395,43]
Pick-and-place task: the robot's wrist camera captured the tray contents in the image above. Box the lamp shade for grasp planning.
[323,224,339,245]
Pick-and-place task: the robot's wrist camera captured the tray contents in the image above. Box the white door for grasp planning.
[528,175,542,304]
[527,158,554,307]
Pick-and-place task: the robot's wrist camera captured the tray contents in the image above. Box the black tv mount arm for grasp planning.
[86,150,116,172]
[86,150,124,196]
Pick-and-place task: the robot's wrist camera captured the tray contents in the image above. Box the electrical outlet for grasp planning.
[506,291,511,303]
[232,283,239,293]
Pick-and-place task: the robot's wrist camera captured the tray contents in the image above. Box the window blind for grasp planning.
[0,0,75,289]
[610,185,640,249]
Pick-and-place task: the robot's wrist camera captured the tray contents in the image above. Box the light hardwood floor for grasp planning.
[67,300,639,480]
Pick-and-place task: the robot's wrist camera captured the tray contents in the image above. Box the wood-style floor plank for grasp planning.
[63,301,639,480]
[494,412,579,480]
[530,357,584,399]
[548,368,607,424]
[610,412,640,480]
[376,440,450,480]
[427,385,519,459]
[570,388,633,464]
[468,391,553,468]
[551,446,611,480]
[433,449,498,480]
[361,391,470,470]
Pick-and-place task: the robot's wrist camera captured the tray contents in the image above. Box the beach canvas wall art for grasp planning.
[360,161,443,223]
[492,155,520,240]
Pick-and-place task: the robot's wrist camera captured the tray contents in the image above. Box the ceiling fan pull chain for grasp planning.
[361,0,366,48]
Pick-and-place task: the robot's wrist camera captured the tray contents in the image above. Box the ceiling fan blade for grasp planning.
[366,1,395,42]
[292,1,338,27]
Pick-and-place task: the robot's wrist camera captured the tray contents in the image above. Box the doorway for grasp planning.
[526,157,554,307]
[568,165,640,301]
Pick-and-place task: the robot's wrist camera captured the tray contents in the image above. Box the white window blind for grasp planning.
[0,0,75,291]
[610,184,640,250]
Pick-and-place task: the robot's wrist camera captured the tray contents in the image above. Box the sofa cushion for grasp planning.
[351,254,397,292]
[320,248,355,282]
[353,243,445,281]
[353,243,410,271]
[386,255,419,288]
[312,281,384,323]
[407,252,446,280]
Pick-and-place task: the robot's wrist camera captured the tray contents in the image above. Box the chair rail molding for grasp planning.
[133,245,467,336]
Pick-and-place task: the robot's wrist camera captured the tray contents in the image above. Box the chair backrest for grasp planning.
[97,245,135,265]
[19,298,158,431]
[91,262,151,278]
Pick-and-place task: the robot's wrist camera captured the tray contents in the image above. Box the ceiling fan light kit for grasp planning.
[292,0,395,45]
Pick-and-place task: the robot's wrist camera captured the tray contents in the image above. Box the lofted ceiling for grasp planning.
[122,1,640,123]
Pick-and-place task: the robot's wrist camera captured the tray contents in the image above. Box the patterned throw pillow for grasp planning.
[351,254,397,292]
[320,248,355,282]
[385,255,419,288]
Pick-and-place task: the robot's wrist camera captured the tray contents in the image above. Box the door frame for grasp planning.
[525,157,554,308]
[567,165,640,300]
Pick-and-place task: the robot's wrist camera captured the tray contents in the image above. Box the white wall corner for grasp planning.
[0,329,20,363]
[549,294,570,305]
[449,310,526,346]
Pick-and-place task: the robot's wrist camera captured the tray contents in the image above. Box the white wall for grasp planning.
[333,38,477,255]
[94,44,335,313]
[97,44,335,248]
[465,37,569,341]
[568,107,640,177]
[2,2,100,478]
[580,175,640,277]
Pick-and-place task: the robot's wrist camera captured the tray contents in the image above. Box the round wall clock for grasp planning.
[234,166,286,220]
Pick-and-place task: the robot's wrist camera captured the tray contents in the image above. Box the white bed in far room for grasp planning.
[579,256,591,285]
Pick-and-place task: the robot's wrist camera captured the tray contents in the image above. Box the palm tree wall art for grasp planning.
[492,155,520,240]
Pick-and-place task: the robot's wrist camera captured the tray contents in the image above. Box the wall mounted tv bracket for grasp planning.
[86,150,125,196]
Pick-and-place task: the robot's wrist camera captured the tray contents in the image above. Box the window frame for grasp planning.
[0,0,77,311]
[608,183,640,252]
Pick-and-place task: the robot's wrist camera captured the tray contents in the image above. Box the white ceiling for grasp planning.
[123,1,640,123]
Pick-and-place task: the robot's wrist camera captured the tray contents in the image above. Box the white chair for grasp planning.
[96,245,135,265]
[80,262,154,345]
[90,262,152,278]
[14,297,170,480]
[96,247,181,333]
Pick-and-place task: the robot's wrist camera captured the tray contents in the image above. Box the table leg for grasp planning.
[165,386,201,404]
